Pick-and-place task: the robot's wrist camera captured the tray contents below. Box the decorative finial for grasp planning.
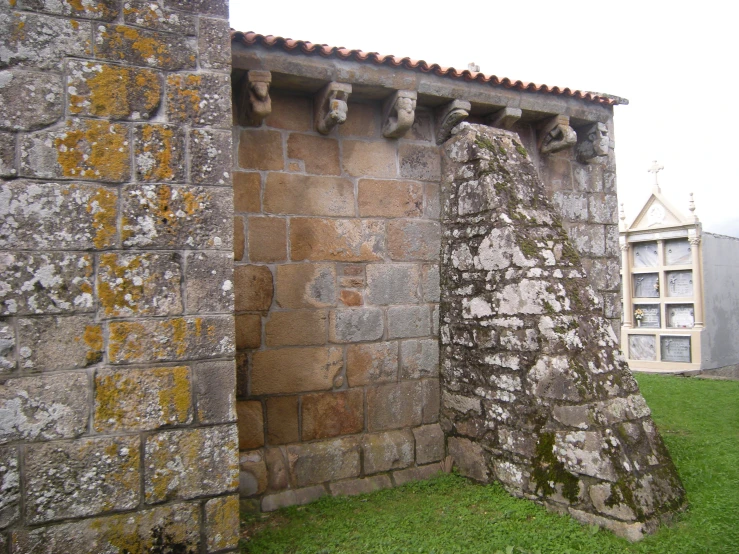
[468,62,480,72]
[619,202,625,222]
[648,160,664,189]
[688,192,699,223]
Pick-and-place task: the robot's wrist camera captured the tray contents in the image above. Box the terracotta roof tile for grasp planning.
[231,31,627,106]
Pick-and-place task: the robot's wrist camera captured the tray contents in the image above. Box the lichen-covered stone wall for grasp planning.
[439,124,685,540]
[0,0,239,551]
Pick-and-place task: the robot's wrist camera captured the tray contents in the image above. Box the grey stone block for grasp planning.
[185,250,234,314]
[193,360,237,424]
[413,424,444,465]
[0,446,19,528]
[388,305,431,338]
[261,486,326,512]
[362,430,414,474]
[189,129,233,184]
[0,69,63,131]
[18,316,102,371]
[366,264,419,305]
[286,437,360,487]
[329,308,384,343]
[329,475,392,497]
[400,339,439,379]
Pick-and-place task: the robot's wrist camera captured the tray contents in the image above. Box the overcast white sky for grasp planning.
[231,0,739,236]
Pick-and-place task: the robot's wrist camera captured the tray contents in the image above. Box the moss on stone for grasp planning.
[532,432,580,503]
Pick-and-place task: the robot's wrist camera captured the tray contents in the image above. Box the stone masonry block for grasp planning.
[448,437,488,482]
[235,313,261,350]
[0,321,14,373]
[261,486,326,512]
[15,0,120,19]
[425,183,441,219]
[407,108,433,141]
[552,191,588,222]
[251,346,343,395]
[264,173,354,216]
[339,102,379,137]
[0,446,19,528]
[24,436,140,523]
[234,171,261,212]
[98,252,182,318]
[421,378,440,424]
[302,389,364,441]
[234,216,246,261]
[388,305,431,338]
[392,463,441,486]
[413,423,444,465]
[605,224,619,258]
[367,381,424,431]
[287,437,360,487]
[573,163,604,192]
[94,366,192,432]
[186,250,234,313]
[237,400,264,450]
[329,475,392,497]
[287,134,340,175]
[362,429,414,474]
[234,264,273,312]
[0,69,63,131]
[27,249,102,303]
[0,181,117,250]
[134,124,186,182]
[94,23,196,70]
[0,12,91,70]
[67,60,162,120]
[205,495,239,552]
[189,128,232,185]
[167,73,231,127]
[122,0,197,34]
[0,372,89,443]
[275,263,336,309]
[18,315,102,370]
[399,143,441,182]
[563,222,606,257]
[198,17,232,70]
[238,129,284,171]
[168,0,229,17]
[388,220,441,261]
[193,360,236,424]
[264,447,289,491]
[0,131,15,177]
[581,257,621,292]
[264,92,312,131]
[11,503,200,553]
[329,308,384,343]
[589,193,618,224]
[346,341,398,386]
[265,310,327,347]
[240,450,268,497]
[342,140,397,178]
[290,218,385,262]
[358,179,423,218]
[400,339,439,379]
[145,425,239,503]
[266,396,299,445]
[20,119,130,182]
[422,264,441,302]
[122,184,233,249]
[366,263,420,305]
[108,315,234,364]
[248,217,287,262]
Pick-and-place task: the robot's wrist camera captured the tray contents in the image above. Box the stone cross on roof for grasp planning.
[648,160,664,188]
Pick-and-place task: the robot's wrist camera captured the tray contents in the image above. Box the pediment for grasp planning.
[629,193,691,231]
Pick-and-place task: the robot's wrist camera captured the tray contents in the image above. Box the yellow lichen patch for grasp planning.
[108,321,146,362]
[117,25,172,66]
[94,373,137,430]
[86,63,131,118]
[98,253,146,316]
[136,71,162,112]
[169,318,188,358]
[167,74,202,120]
[89,186,118,248]
[83,324,103,365]
[139,125,175,181]
[206,496,239,551]
[70,19,79,29]
[54,121,130,182]
[156,366,191,424]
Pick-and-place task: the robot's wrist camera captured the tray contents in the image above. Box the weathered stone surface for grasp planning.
[392,463,441,486]
[589,482,637,520]
[367,381,425,431]
[167,73,230,127]
[339,102,379,137]
[358,179,423,217]
[346,341,398,386]
[108,315,234,364]
[251,346,343,395]
[563,222,606,256]
[185,251,233,314]
[238,129,283,171]
[11,502,200,553]
[234,171,261,212]
[15,0,119,19]
[122,184,232,249]
[0,12,91,70]
[553,191,588,222]
[290,218,386,262]
[413,423,444,464]
[264,447,289,491]
[265,310,327,346]
[266,396,299,445]
[134,123,185,181]
[193,360,236,424]
[98,252,182,317]
[363,430,414,474]
[234,215,246,261]
[448,437,488,482]
[0,131,15,177]
[421,264,440,302]
[330,475,392,497]
[388,305,431,338]
[340,289,363,306]
[236,400,264,450]
[198,16,231,69]
[264,173,354,216]
[400,339,439,379]
[0,69,62,131]
[239,450,268,497]
[235,313,261,349]
[388,220,440,261]
[0,321,14,373]
[302,389,364,441]
[329,308,384,343]
[287,134,341,175]
[0,446,19,528]
[20,119,130,182]
[275,263,336,309]
[94,366,192,432]
[204,495,239,552]
[366,264,420,305]
[94,23,196,70]
[399,143,441,182]
[123,0,197,34]
[425,182,441,218]
[189,128,232,185]
[67,60,161,120]
[234,264,273,312]
[145,425,239,503]
[261,486,326,512]
[168,0,228,16]
[264,92,312,131]
[248,216,287,263]
[0,181,117,250]
[18,315,102,370]
[0,372,89,442]
[287,437,360,487]
[25,435,140,523]
[342,140,396,178]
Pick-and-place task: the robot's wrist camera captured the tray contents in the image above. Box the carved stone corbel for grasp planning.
[576,122,610,162]
[314,82,352,135]
[486,107,521,130]
[435,99,471,145]
[382,90,417,138]
[538,115,577,154]
[238,70,272,127]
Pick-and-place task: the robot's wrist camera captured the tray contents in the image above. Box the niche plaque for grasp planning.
[633,241,658,268]
[634,273,659,298]
[661,336,691,363]
[667,304,695,328]
[665,239,691,265]
[634,304,660,328]
[666,271,693,297]
[629,335,656,361]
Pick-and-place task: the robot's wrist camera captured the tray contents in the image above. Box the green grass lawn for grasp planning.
[240,374,739,553]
